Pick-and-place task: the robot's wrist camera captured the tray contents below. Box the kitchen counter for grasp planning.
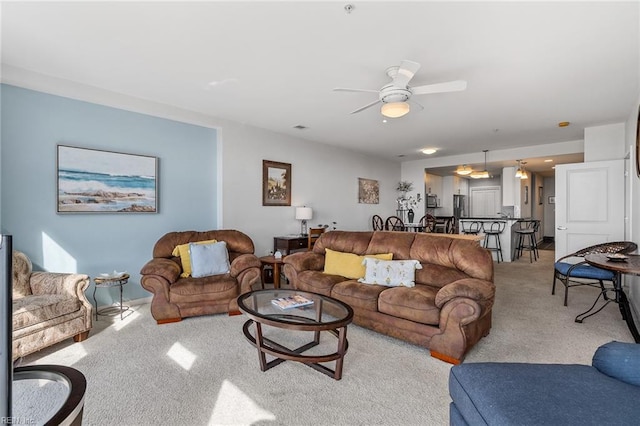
[459,218,520,262]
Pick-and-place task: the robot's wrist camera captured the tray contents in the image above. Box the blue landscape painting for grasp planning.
[57,145,158,213]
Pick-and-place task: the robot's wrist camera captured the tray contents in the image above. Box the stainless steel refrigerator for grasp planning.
[453,195,467,219]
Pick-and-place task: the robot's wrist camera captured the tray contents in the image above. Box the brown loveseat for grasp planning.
[283,231,494,364]
[12,251,93,360]
[140,230,262,324]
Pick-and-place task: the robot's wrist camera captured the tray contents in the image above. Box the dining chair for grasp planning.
[307,227,325,250]
[372,214,384,231]
[418,214,436,232]
[552,241,637,307]
[384,216,405,231]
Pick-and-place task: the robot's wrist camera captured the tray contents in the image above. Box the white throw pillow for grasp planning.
[358,258,422,288]
[189,241,230,278]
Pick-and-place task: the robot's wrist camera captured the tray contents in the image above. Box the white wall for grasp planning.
[584,123,626,162]
[220,125,399,256]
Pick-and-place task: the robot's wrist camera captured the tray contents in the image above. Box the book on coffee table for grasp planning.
[271,294,314,310]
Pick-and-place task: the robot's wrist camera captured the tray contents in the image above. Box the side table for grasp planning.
[259,256,285,289]
[93,273,130,320]
[273,236,308,255]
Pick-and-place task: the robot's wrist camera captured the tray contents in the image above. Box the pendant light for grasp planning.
[470,150,490,179]
[520,161,528,180]
[515,160,524,178]
[515,160,528,179]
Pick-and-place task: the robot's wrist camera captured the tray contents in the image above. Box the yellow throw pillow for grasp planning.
[172,239,217,277]
[323,248,393,279]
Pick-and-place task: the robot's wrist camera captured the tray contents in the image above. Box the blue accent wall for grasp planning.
[1,84,217,305]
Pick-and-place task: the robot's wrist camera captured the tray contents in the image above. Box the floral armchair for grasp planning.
[12,250,93,360]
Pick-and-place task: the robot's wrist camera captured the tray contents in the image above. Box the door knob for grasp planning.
[557,226,567,230]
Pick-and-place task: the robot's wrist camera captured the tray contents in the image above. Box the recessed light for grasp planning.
[421,148,437,155]
[544,159,553,163]
[382,119,388,123]
[558,121,570,127]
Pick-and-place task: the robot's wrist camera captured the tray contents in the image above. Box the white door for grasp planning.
[470,186,501,217]
[555,160,625,259]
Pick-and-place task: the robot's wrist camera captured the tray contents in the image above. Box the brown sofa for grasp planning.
[283,231,494,364]
[140,230,262,324]
[12,250,93,360]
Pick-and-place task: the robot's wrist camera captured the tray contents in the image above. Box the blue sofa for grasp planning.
[449,341,640,425]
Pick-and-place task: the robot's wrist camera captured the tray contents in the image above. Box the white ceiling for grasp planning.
[1,2,638,166]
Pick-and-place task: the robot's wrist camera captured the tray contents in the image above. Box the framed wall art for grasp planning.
[262,160,291,206]
[57,145,158,213]
[538,186,543,205]
[358,178,379,204]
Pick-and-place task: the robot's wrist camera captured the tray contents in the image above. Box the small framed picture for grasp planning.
[358,178,379,204]
[548,196,555,204]
[262,160,291,206]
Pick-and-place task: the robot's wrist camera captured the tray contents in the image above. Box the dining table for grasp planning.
[582,253,640,343]
[403,222,425,232]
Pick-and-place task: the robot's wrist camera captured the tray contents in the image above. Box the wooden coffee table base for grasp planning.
[242,318,349,380]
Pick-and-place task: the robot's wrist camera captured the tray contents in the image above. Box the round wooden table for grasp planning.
[259,255,285,289]
[583,254,640,342]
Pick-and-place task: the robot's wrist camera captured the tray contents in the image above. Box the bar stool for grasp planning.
[461,221,483,235]
[514,220,540,262]
[483,221,505,263]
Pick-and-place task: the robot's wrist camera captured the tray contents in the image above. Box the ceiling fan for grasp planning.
[333,60,467,118]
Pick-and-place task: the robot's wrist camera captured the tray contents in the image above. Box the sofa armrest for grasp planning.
[140,258,181,284]
[435,278,495,311]
[592,341,640,387]
[30,272,90,301]
[230,253,261,277]
[283,252,325,272]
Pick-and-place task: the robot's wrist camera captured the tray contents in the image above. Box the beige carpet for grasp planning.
[16,250,635,425]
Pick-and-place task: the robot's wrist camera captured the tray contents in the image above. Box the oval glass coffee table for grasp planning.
[237,289,354,380]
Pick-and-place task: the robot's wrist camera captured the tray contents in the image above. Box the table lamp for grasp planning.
[295,207,313,236]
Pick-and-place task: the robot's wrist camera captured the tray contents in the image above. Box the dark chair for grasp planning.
[385,215,405,231]
[307,227,325,250]
[418,214,436,232]
[514,220,540,262]
[372,214,384,231]
[461,221,483,235]
[483,221,505,263]
[444,216,457,234]
[552,241,637,307]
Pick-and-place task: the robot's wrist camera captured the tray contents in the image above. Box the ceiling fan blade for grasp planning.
[333,87,379,93]
[393,60,421,87]
[350,99,381,114]
[411,80,467,95]
[408,99,424,111]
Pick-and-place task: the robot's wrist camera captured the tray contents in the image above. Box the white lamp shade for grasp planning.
[295,207,313,220]
[381,102,410,118]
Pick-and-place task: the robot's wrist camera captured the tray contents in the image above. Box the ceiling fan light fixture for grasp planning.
[381,102,410,118]
[456,165,472,175]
